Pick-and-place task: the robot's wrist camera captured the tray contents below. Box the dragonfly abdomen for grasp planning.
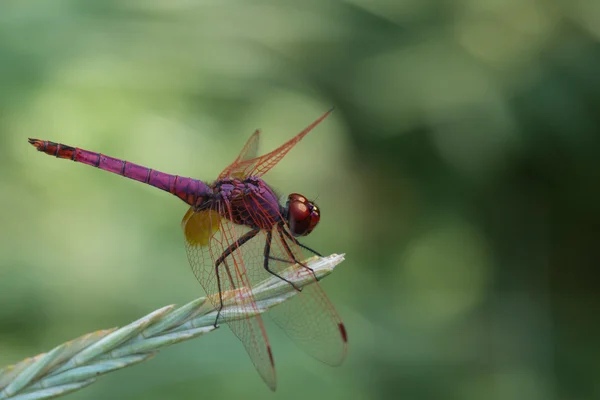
[28,139,210,207]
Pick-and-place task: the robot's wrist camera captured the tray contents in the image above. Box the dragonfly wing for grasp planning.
[235,129,261,163]
[227,316,276,390]
[182,205,277,390]
[237,192,348,365]
[219,129,261,180]
[218,109,334,180]
[265,224,347,365]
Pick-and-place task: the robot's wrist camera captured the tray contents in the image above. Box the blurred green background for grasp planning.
[1,0,600,399]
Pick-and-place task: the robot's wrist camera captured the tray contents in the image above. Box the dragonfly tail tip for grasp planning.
[28,138,43,149]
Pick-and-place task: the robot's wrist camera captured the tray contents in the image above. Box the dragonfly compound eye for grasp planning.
[287,193,320,236]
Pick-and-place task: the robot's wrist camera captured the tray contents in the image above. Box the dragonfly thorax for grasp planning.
[210,177,282,229]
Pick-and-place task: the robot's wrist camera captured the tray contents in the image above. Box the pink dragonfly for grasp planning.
[28,109,347,390]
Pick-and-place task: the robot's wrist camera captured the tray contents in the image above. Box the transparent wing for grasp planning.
[238,191,348,365]
[235,129,261,163]
[220,129,261,179]
[218,109,334,180]
[266,226,347,365]
[181,205,277,390]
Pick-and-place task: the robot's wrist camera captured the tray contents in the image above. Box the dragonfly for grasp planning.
[28,109,347,390]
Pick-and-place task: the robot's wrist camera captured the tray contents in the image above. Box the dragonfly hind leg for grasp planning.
[276,223,321,282]
[264,230,302,291]
[214,229,260,327]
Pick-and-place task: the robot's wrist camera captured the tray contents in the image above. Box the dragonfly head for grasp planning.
[285,193,320,237]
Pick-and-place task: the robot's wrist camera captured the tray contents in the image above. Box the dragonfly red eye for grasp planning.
[287,193,320,237]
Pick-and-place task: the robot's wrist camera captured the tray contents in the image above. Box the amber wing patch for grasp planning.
[181,207,221,246]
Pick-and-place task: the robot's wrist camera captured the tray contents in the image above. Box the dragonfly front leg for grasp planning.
[279,223,323,257]
[264,230,302,291]
[277,223,320,282]
[267,255,293,264]
[214,228,260,327]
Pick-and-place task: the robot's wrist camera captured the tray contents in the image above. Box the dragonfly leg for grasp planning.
[280,224,323,257]
[264,230,302,291]
[214,229,260,327]
[214,264,224,328]
[277,224,320,282]
[267,256,293,264]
